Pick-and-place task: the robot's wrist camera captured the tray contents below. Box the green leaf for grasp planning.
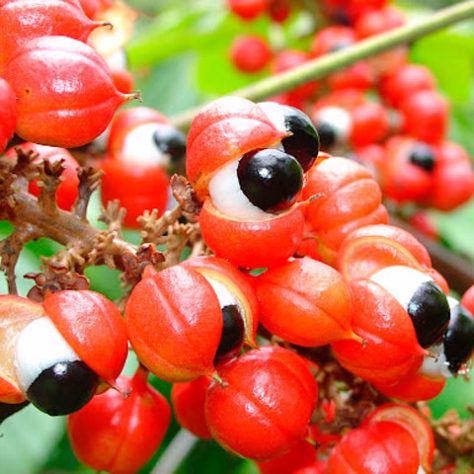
[0,405,64,473]
[410,31,474,102]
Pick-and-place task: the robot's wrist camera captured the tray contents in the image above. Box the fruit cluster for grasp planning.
[1,1,474,473]
[226,0,474,234]
[0,0,137,149]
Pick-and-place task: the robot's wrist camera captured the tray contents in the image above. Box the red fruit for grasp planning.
[312,90,388,149]
[186,96,286,200]
[354,6,405,39]
[0,296,45,404]
[42,290,128,388]
[272,50,319,101]
[269,0,290,22]
[3,35,134,148]
[328,421,420,473]
[205,345,318,460]
[199,198,306,268]
[338,224,449,294]
[327,61,374,92]
[374,369,445,402]
[77,0,113,19]
[68,366,171,474]
[400,90,448,144]
[227,0,268,20]
[0,78,17,154]
[171,376,213,439]
[461,285,474,315]
[303,156,388,265]
[256,438,316,474]
[110,68,135,94]
[381,136,435,203]
[311,26,356,58]
[0,0,102,68]
[256,258,356,346]
[331,279,427,386]
[180,256,259,350]
[427,141,474,211]
[6,143,79,211]
[101,107,175,228]
[125,265,223,382]
[230,35,273,73]
[364,403,434,472]
[379,64,436,108]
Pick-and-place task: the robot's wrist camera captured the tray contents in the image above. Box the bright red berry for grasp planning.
[3,35,135,148]
[68,365,171,474]
[0,78,17,154]
[205,345,318,460]
[230,35,273,73]
[228,0,268,20]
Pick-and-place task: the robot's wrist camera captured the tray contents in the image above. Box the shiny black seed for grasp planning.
[237,148,303,212]
[153,125,187,162]
[316,122,337,150]
[279,105,320,172]
[408,143,436,172]
[26,360,99,416]
[214,304,245,365]
[443,304,474,374]
[407,281,450,348]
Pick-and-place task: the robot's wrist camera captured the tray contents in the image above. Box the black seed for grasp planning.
[153,125,187,162]
[316,122,337,150]
[214,304,245,365]
[443,304,474,374]
[237,148,303,212]
[407,281,450,348]
[26,360,99,416]
[408,142,436,172]
[279,105,320,172]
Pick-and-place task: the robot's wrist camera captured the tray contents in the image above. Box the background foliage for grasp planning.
[1,0,474,472]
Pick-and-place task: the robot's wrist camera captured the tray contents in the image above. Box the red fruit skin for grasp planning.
[42,290,128,387]
[400,90,448,144]
[364,402,434,472]
[77,0,113,19]
[0,295,46,404]
[293,459,328,474]
[337,224,448,294]
[4,35,130,148]
[205,345,318,460]
[100,159,169,228]
[379,64,436,108]
[110,67,135,94]
[0,0,100,68]
[427,141,474,211]
[408,210,439,241]
[328,421,420,474]
[271,50,320,101]
[381,136,434,204]
[374,370,446,403]
[230,35,272,73]
[461,284,474,315]
[327,61,374,92]
[349,101,388,147]
[256,258,355,346]
[125,265,223,382]
[199,198,306,269]
[354,6,405,39]
[5,143,79,211]
[331,279,426,386]
[180,256,259,347]
[256,438,316,474]
[269,0,290,22]
[0,78,17,153]
[68,367,171,474]
[227,0,268,20]
[311,26,356,58]
[303,156,388,266]
[171,376,213,439]
[107,106,169,158]
[186,96,287,200]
